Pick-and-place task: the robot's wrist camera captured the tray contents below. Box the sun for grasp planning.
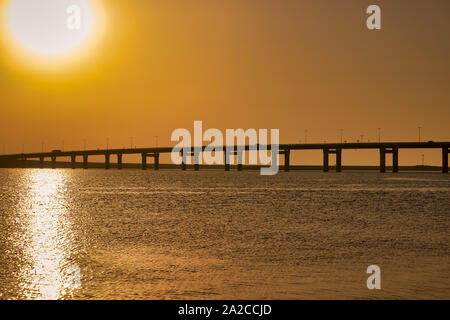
[6,0,94,57]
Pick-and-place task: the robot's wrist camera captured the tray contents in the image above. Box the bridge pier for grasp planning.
[193,151,199,171]
[117,154,123,170]
[443,148,449,174]
[323,148,329,172]
[40,156,44,169]
[380,147,399,173]
[180,150,187,171]
[71,155,76,169]
[20,156,26,168]
[392,147,399,173]
[154,153,159,170]
[237,148,244,171]
[83,154,88,169]
[192,148,200,171]
[141,153,147,170]
[380,148,386,172]
[284,149,290,172]
[336,148,342,172]
[322,148,341,172]
[105,154,110,170]
[224,150,230,171]
[51,156,56,169]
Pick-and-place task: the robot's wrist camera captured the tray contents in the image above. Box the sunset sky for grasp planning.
[1,0,449,165]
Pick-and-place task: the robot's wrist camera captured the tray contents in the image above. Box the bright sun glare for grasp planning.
[7,0,94,56]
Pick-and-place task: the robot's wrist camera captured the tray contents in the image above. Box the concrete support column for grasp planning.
[141,153,147,170]
[105,154,110,170]
[83,154,88,169]
[154,153,159,170]
[323,148,329,172]
[379,148,386,173]
[443,148,449,174]
[181,150,187,171]
[51,156,56,169]
[117,154,123,170]
[284,149,290,172]
[224,150,230,171]
[237,148,244,171]
[392,147,399,173]
[193,148,200,171]
[193,152,199,171]
[40,157,45,169]
[336,148,342,172]
[71,155,76,169]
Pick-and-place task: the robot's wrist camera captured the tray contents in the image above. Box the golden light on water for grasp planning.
[17,170,79,300]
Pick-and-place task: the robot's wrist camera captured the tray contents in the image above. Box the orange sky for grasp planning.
[1,0,449,165]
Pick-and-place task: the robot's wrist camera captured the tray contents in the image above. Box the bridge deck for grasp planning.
[0,142,448,159]
[0,142,448,173]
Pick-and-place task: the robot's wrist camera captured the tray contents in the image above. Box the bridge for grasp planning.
[0,142,448,173]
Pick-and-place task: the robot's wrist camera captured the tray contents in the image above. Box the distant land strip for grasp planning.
[0,160,443,172]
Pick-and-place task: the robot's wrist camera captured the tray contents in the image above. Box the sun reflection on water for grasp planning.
[17,169,79,300]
